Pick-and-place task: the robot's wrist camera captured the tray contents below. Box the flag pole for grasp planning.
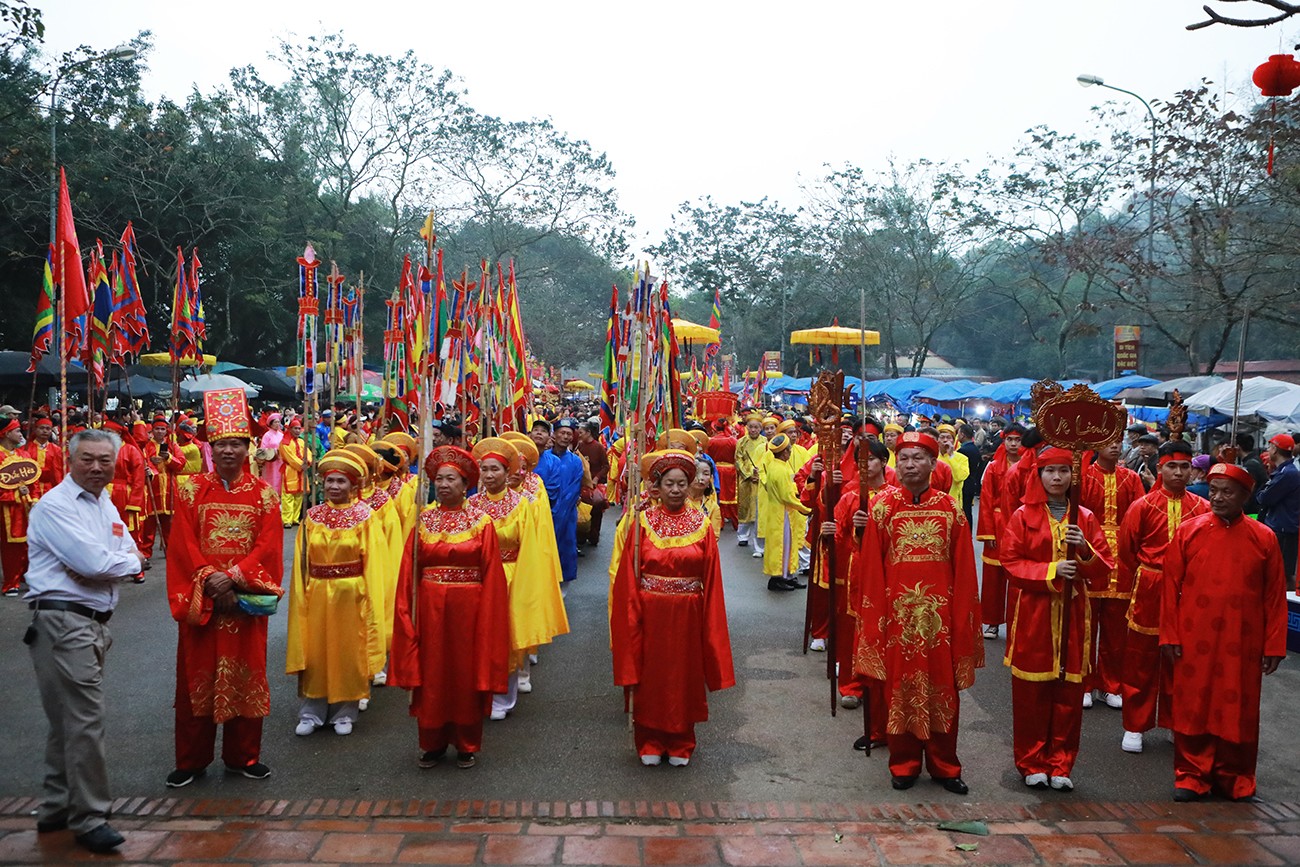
[356,272,365,425]
[57,239,67,468]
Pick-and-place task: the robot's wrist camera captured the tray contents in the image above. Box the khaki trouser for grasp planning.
[28,609,114,834]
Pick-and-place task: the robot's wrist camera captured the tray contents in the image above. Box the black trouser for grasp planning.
[586,501,607,545]
[1275,529,1298,591]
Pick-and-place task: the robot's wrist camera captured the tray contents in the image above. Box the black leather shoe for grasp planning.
[783,576,807,590]
[936,777,969,795]
[767,576,795,592]
[36,815,67,833]
[1173,787,1205,802]
[737,540,749,547]
[75,823,124,854]
[891,775,917,790]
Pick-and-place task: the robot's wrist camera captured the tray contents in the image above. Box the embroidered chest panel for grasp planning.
[307,500,371,530]
[365,488,390,511]
[644,506,706,539]
[419,505,487,537]
[470,489,522,521]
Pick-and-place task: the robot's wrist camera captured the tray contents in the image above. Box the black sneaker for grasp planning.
[75,823,124,854]
[418,749,445,769]
[456,751,477,769]
[165,768,204,788]
[226,761,271,780]
[737,540,749,547]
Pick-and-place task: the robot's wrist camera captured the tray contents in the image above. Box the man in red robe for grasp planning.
[1116,440,1208,753]
[705,420,738,529]
[22,414,64,500]
[853,431,983,794]
[103,416,147,554]
[1080,439,1145,709]
[141,416,186,560]
[798,416,862,650]
[165,389,283,788]
[1001,447,1112,792]
[0,418,31,595]
[976,423,1027,637]
[1161,462,1287,802]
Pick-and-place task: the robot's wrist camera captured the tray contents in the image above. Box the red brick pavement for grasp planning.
[0,796,1296,864]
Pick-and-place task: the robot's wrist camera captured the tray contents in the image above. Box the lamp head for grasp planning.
[106,46,137,60]
[1077,73,1104,88]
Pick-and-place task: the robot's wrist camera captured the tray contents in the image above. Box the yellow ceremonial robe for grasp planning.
[734,434,766,525]
[286,500,387,704]
[470,487,569,656]
[362,485,404,648]
[940,451,971,509]
[760,456,809,576]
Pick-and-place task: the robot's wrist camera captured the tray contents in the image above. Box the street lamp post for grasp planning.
[1077,73,1157,375]
[48,46,137,245]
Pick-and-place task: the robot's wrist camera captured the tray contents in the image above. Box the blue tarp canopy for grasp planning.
[965,378,1090,405]
[912,379,982,403]
[858,377,943,403]
[1092,374,1161,400]
[1128,404,1230,429]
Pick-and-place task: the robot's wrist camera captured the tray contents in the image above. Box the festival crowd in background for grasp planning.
[7,387,1289,854]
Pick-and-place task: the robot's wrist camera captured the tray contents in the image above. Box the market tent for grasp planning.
[1128,405,1230,429]
[103,375,174,400]
[965,378,1090,405]
[1185,376,1300,416]
[0,351,60,388]
[180,373,259,399]
[763,375,797,395]
[855,377,942,403]
[224,367,298,402]
[1118,375,1225,404]
[1092,374,1160,400]
[1253,389,1300,426]
[913,379,982,403]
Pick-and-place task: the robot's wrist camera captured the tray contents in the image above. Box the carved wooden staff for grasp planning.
[810,371,844,715]
[1031,381,1126,681]
[855,422,873,755]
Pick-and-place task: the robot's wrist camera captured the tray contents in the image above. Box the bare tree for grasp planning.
[1188,0,1300,30]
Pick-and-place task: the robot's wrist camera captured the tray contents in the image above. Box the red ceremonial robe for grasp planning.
[1000,497,1112,779]
[390,504,511,755]
[706,432,739,527]
[22,440,64,498]
[854,486,984,780]
[0,446,31,592]
[1079,462,1145,695]
[976,445,1029,627]
[1116,487,1209,733]
[610,504,734,761]
[109,439,147,545]
[1161,511,1287,799]
[167,470,283,770]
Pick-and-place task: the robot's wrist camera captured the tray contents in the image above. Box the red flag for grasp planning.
[55,168,89,340]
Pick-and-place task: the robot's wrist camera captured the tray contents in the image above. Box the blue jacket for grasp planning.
[1257,458,1300,533]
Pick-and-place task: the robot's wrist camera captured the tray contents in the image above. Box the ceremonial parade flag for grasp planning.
[504,261,530,429]
[705,287,721,361]
[114,222,150,362]
[28,244,55,372]
[56,168,89,358]
[87,242,113,388]
[295,245,320,393]
[170,247,197,363]
[599,284,618,442]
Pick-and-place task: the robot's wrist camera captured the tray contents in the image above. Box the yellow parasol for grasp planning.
[789,326,880,346]
[138,352,217,368]
[564,379,595,391]
[671,318,720,345]
[286,362,329,376]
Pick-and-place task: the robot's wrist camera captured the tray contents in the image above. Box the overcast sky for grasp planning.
[40,0,1293,246]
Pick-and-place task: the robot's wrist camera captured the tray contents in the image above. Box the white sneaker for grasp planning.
[1050,775,1074,791]
[1024,773,1048,788]
[529,654,539,665]
[1082,692,1094,709]
[489,708,507,721]
[667,756,689,767]
[640,754,662,766]
[333,720,353,736]
[809,638,826,652]
[982,625,999,639]
[517,671,532,694]
[840,695,862,710]
[751,550,763,559]
[1122,731,1144,753]
[358,698,369,712]
[1104,692,1123,709]
[372,670,387,686]
[295,721,317,736]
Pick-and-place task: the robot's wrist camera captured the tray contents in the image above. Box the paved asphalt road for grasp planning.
[3,503,1298,807]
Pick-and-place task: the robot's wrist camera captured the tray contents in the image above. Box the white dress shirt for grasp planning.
[24,476,141,612]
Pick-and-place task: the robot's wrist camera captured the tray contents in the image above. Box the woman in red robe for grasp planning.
[1001,447,1112,792]
[390,446,510,770]
[610,449,735,767]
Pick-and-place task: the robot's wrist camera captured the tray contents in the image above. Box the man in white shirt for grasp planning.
[24,429,142,854]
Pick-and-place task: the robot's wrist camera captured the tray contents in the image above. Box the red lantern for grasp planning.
[1252,54,1300,175]
[1253,54,1300,97]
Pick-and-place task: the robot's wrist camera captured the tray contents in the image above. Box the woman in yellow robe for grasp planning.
[470,438,569,719]
[687,456,724,536]
[342,445,402,665]
[760,433,811,590]
[379,431,419,541]
[502,431,563,675]
[286,452,387,736]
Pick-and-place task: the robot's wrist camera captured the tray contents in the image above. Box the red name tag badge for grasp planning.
[112,523,124,538]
